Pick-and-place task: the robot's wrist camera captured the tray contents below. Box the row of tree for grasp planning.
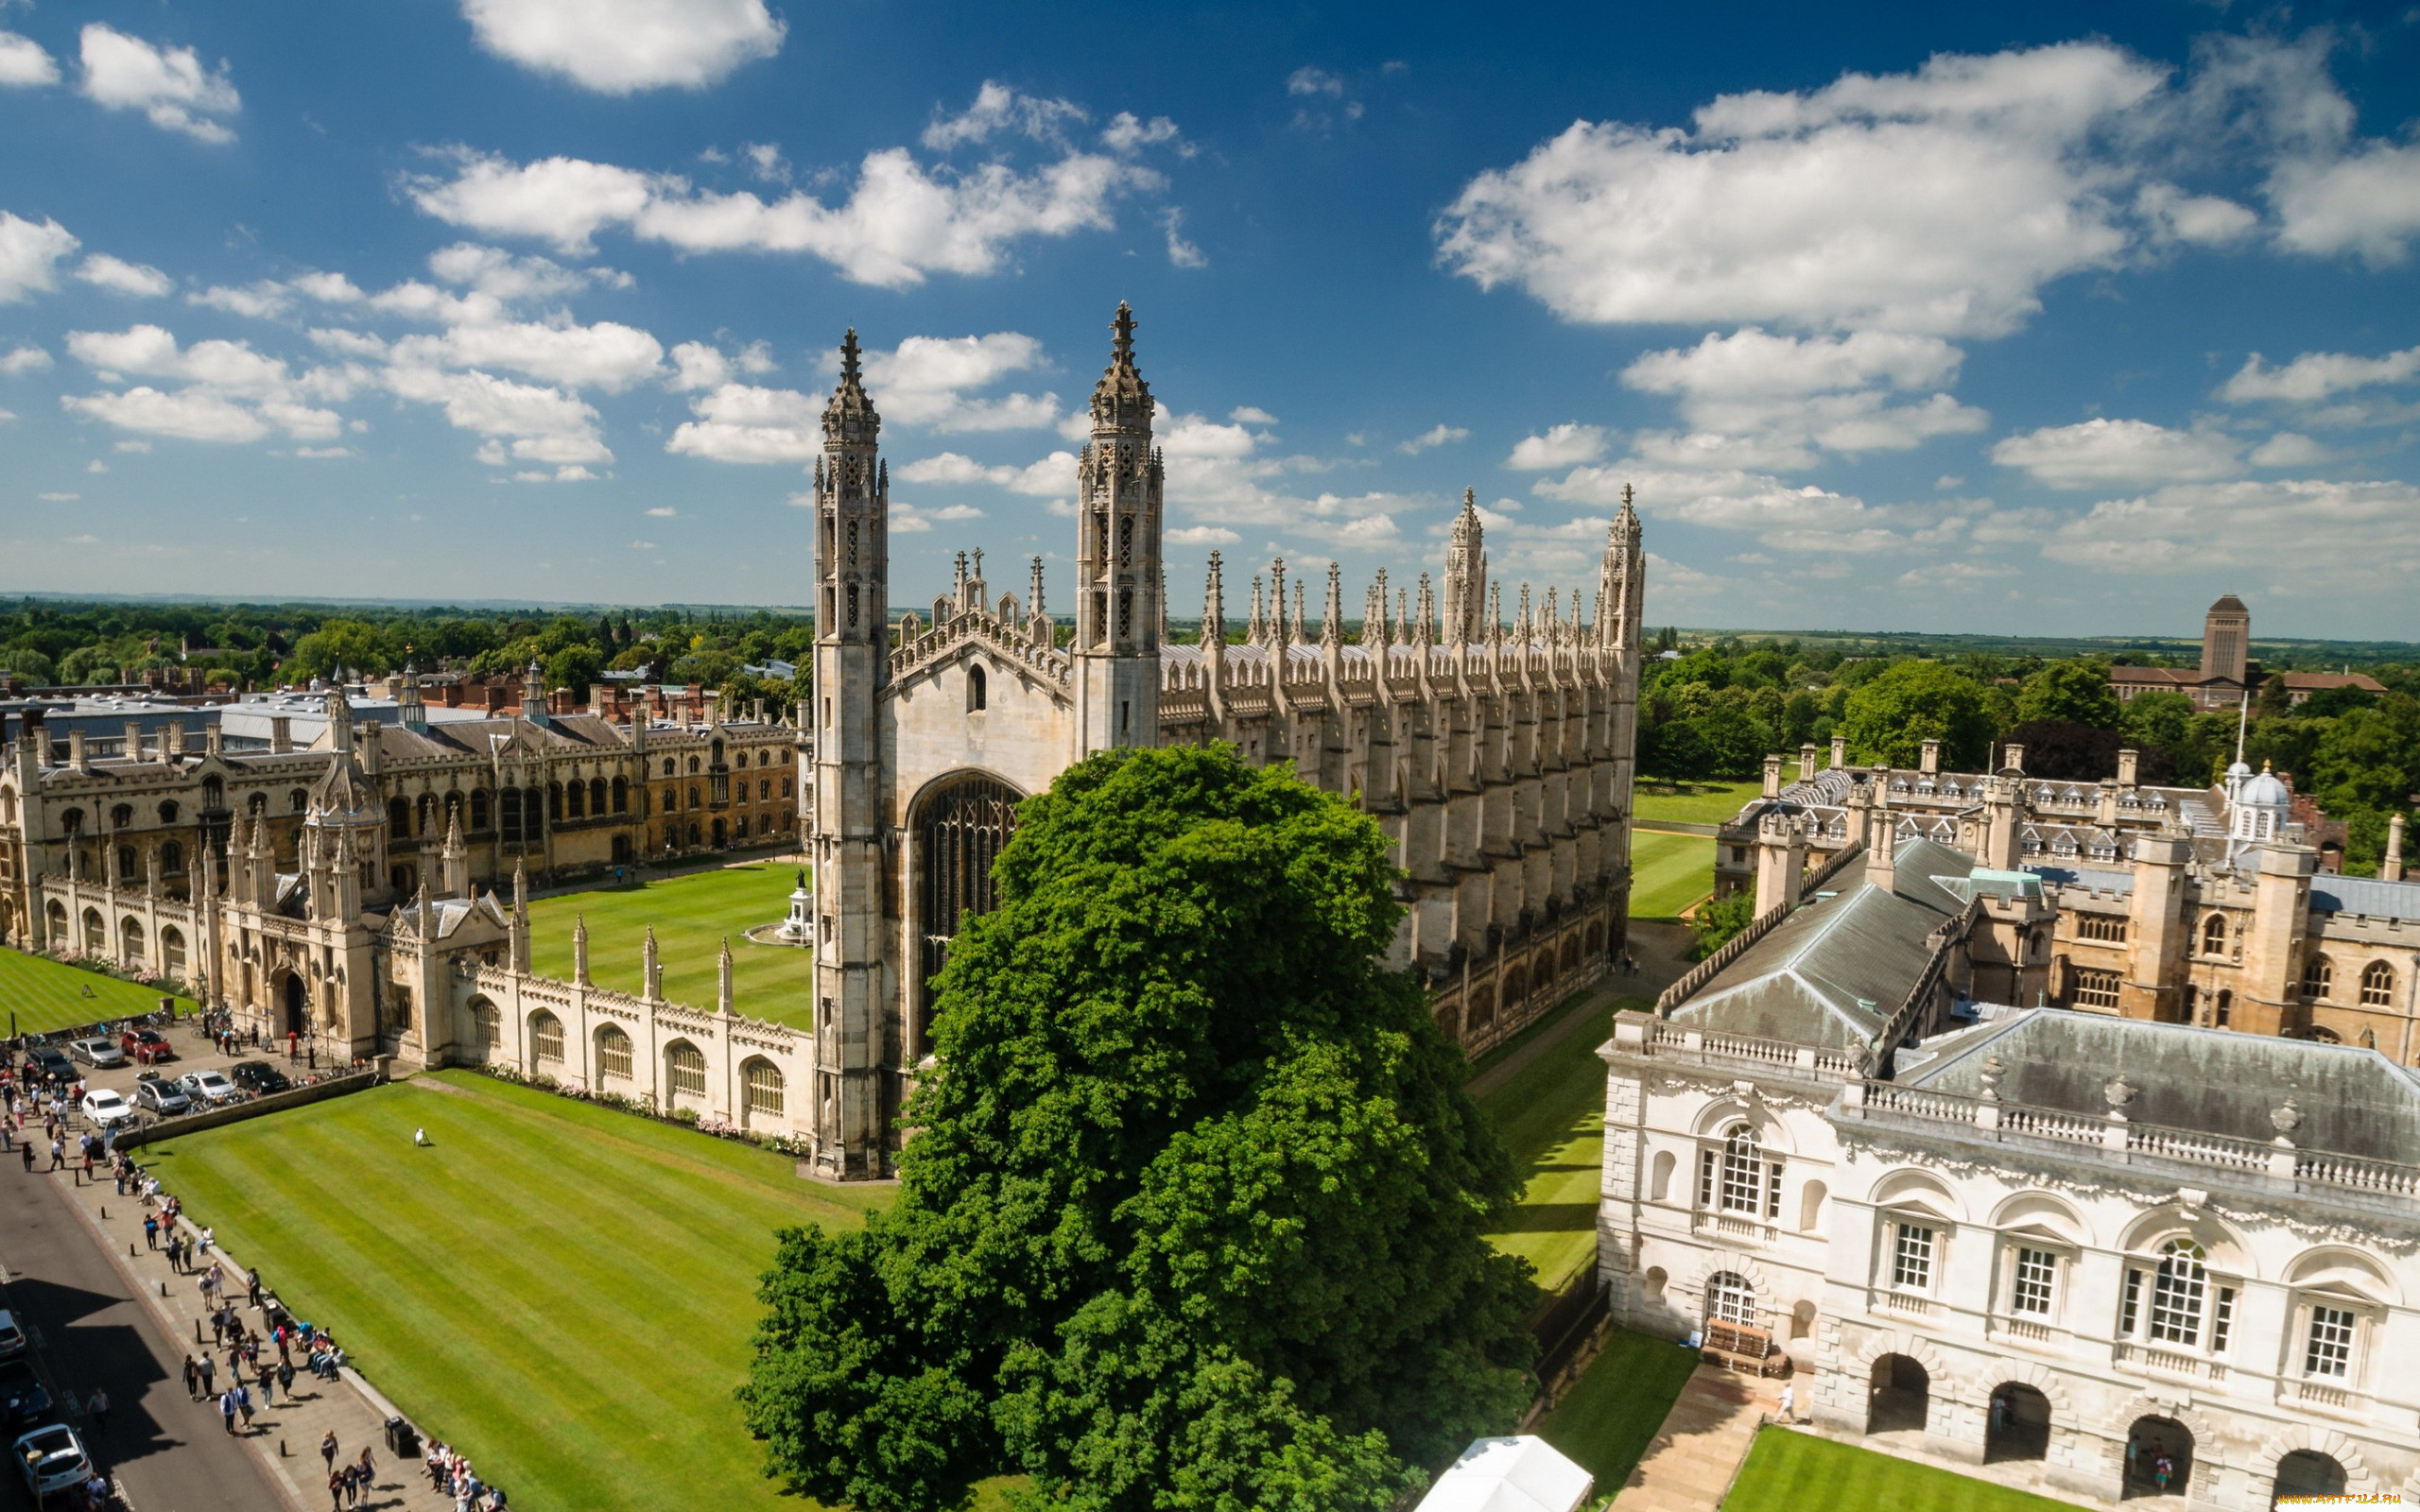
[1639,634,2420,876]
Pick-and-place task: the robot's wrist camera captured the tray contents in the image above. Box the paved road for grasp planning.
[0,1157,287,1512]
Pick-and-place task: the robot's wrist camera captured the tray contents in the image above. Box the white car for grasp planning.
[176,1069,241,1107]
[78,1089,135,1129]
[11,1423,91,1500]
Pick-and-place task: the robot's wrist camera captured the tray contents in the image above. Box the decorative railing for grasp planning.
[1637,1019,1858,1076]
[1996,1316,2053,1345]
[2116,1344,2224,1383]
[2291,1379,2355,1411]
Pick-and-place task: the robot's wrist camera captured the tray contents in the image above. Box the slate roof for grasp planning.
[1901,1010,2420,1162]
[2311,874,2420,922]
[1669,837,1977,1053]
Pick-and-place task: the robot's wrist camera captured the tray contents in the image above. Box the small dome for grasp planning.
[2224,759,2253,780]
[2241,761,2290,808]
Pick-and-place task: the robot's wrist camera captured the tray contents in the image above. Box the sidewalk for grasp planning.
[1613,1364,1779,1512]
[51,1162,458,1512]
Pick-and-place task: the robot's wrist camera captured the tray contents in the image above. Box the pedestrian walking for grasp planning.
[144,1214,159,1249]
[197,1354,215,1399]
[247,1267,262,1308]
[342,1461,362,1507]
[236,1382,254,1431]
[48,1136,62,1170]
[85,1387,108,1433]
[321,1431,339,1474]
[18,1143,30,1173]
[328,1469,345,1512]
[1778,1383,1795,1423]
[357,1443,376,1486]
[218,1388,237,1435]
[257,1361,275,1404]
[182,1355,199,1401]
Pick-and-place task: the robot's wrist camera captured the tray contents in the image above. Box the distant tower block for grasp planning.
[2202,593,2249,686]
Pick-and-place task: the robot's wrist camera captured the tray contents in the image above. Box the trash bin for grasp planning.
[385,1417,419,1457]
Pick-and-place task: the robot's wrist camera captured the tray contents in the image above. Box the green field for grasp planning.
[1726,1429,2087,1512]
[527,865,814,1029]
[1630,831,1716,919]
[0,948,198,1038]
[1634,779,1757,828]
[147,1072,904,1512]
[1533,1327,1701,1502]
[1474,991,1641,1294]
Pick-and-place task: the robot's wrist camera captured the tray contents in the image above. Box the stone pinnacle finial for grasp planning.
[1203,551,1224,641]
[1090,301,1153,433]
[1322,561,1342,647]
[1112,301,1136,361]
[1029,555,1046,616]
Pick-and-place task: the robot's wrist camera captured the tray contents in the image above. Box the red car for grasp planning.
[120,1027,174,1066]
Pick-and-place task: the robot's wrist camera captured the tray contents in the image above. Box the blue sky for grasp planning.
[2,1,2417,638]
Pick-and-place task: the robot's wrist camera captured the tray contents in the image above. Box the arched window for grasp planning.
[201,777,223,811]
[918,775,1022,1057]
[418,793,436,835]
[112,803,134,829]
[663,758,677,778]
[687,756,700,775]
[529,1011,565,1063]
[246,793,266,817]
[60,807,84,834]
[470,788,492,831]
[115,845,139,882]
[547,782,564,822]
[666,1041,707,1099]
[968,663,988,712]
[743,1058,784,1118]
[160,925,186,977]
[473,999,501,1047]
[389,797,412,838]
[2150,1239,2207,1346]
[161,839,185,874]
[687,785,700,810]
[596,1024,633,1080]
[1702,1123,1778,1217]
[611,776,629,813]
[590,777,607,815]
[119,918,145,962]
[2361,961,2396,1007]
[158,799,180,824]
[289,788,308,813]
[1706,1271,1755,1326]
[565,781,585,819]
[2200,914,2227,955]
[2304,955,2334,1001]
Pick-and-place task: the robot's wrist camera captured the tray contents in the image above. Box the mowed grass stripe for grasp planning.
[527,866,815,1027]
[0,950,198,1037]
[149,1073,881,1511]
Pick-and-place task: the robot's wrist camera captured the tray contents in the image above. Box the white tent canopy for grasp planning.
[1415,1435,1594,1512]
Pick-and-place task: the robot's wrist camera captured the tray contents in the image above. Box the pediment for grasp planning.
[887,627,1073,709]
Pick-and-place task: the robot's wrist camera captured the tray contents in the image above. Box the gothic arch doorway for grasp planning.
[915,772,1022,1057]
[2124,1416,2192,1500]
[280,972,308,1039]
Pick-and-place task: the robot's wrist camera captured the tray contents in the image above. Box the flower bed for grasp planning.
[470,1062,811,1156]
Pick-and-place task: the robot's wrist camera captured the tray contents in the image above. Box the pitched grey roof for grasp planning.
[2027,864,2136,896]
[2312,874,2420,923]
[1670,837,1976,1053]
[1903,1010,2420,1161]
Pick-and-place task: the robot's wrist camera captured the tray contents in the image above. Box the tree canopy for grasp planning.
[1839,661,1996,769]
[737,745,1534,1511]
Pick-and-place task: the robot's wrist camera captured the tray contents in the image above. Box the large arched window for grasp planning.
[611,775,629,814]
[743,1058,784,1119]
[473,999,502,1047]
[666,1041,707,1100]
[596,1024,633,1080]
[590,777,607,815]
[470,788,492,831]
[2304,955,2334,1001]
[288,788,308,813]
[2149,1239,2207,1346]
[389,797,412,838]
[158,799,180,824]
[917,775,1021,1056]
[160,926,186,978]
[2200,914,2227,955]
[1706,1270,1756,1327]
[1699,1123,1779,1218]
[529,1010,564,1064]
[119,918,145,963]
[565,781,585,819]
[81,907,105,954]
[2361,961,2396,1007]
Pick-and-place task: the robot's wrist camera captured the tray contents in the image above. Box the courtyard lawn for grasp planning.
[1724,1429,2088,1512]
[1631,831,1716,920]
[146,1071,908,1512]
[0,948,197,1038]
[1634,779,1758,828]
[1473,991,1645,1295]
[1531,1327,1701,1500]
[527,864,814,1029]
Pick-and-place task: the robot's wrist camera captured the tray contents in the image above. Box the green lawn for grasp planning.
[527,865,814,1029]
[1631,831,1716,919]
[1473,991,1643,1294]
[1634,779,1758,828]
[147,1071,914,1512]
[1725,1429,2088,1512]
[0,948,198,1038]
[1532,1327,1700,1501]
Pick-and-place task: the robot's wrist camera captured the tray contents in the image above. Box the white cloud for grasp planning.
[2046,477,2420,593]
[76,253,173,298]
[1229,405,1279,426]
[666,338,769,391]
[78,24,239,143]
[294,446,352,458]
[743,142,788,184]
[0,211,78,303]
[2219,344,2420,404]
[1542,460,1980,557]
[0,31,60,88]
[1168,525,1240,545]
[1989,418,2245,489]
[1439,43,2160,339]
[189,282,295,319]
[62,386,270,443]
[392,366,608,465]
[1506,423,1608,470]
[427,241,614,301]
[390,318,665,391]
[458,0,783,94]
[1102,112,1184,156]
[1160,207,1205,269]
[61,323,347,441]
[1,343,52,374]
[2135,182,2257,247]
[2269,141,2420,267]
[1620,328,1986,465]
[407,87,1174,286]
[86,459,107,474]
[922,81,1085,151]
[1287,67,1344,99]
[2248,432,2327,467]
[112,439,148,453]
[861,332,1059,430]
[665,383,817,463]
[645,506,677,517]
[1398,423,1468,455]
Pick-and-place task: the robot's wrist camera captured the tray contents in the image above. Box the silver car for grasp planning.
[133,1076,193,1115]
[176,1069,241,1107]
[67,1036,127,1069]
[12,1423,93,1500]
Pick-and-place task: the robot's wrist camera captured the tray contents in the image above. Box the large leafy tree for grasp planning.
[739,746,1534,1512]
[2014,659,2119,730]
[1839,661,1996,769]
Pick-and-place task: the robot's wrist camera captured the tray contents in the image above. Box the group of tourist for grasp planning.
[424,1439,511,1511]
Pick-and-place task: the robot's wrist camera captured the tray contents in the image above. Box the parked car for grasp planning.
[78,1089,134,1130]
[11,1423,92,1501]
[120,1027,173,1065]
[0,1360,51,1428]
[22,1049,72,1084]
[65,1037,125,1070]
[175,1070,240,1107]
[132,1076,192,1116]
[227,1061,291,1096]
[0,1312,24,1361]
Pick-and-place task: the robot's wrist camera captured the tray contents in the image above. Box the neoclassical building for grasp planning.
[804,306,1646,1176]
[1602,769,2420,1508]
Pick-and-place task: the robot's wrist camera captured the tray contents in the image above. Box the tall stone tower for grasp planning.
[1073,302,1163,756]
[1599,485,1645,651]
[809,330,890,1178]
[1442,489,1488,644]
[2202,593,2249,685]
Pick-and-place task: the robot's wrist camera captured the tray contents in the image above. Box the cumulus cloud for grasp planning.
[390,318,665,391]
[76,253,173,298]
[2,344,52,374]
[1621,328,1986,467]
[1168,524,1240,545]
[61,323,347,441]
[2268,141,2420,267]
[1542,460,1983,558]
[665,384,819,463]
[1989,418,2246,489]
[2046,477,2420,592]
[1397,423,1468,455]
[0,31,60,88]
[0,211,78,303]
[62,386,276,444]
[78,24,239,143]
[922,81,1085,151]
[861,332,1060,431]
[1506,423,1608,470]
[406,85,1184,285]
[458,0,783,94]
[666,338,771,391]
[2219,344,2420,404]
[2135,182,2257,247]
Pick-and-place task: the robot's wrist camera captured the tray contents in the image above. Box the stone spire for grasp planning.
[1202,552,1225,648]
[1416,572,1436,647]
[1442,487,1488,645]
[1270,558,1290,647]
[324,684,355,752]
[1321,561,1343,649]
[1292,577,1308,652]
[1486,581,1503,647]
[1073,301,1164,753]
[573,914,591,986]
[642,924,662,1000]
[823,328,879,442]
[718,936,735,1014]
[440,808,467,898]
[1599,482,1645,649]
[1245,574,1267,647]
[1363,569,1390,647]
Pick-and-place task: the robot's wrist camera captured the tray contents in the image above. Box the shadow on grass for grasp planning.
[1488,1202,1598,1234]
